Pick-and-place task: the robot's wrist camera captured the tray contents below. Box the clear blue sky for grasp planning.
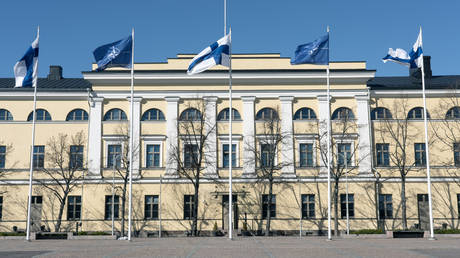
[1,0,459,78]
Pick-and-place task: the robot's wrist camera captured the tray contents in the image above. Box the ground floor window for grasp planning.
[301,194,315,219]
[379,194,393,219]
[145,195,159,220]
[262,194,276,219]
[184,195,195,219]
[340,194,354,218]
[67,196,81,220]
[105,195,120,220]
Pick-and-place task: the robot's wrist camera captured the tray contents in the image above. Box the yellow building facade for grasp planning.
[0,55,459,235]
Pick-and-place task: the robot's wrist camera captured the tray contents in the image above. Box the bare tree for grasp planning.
[317,109,361,236]
[244,107,293,235]
[36,131,86,232]
[108,125,140,237]
[429,84,460,229]
[0,141,14,194]
[167,100,216,236]
[373,98,426,230]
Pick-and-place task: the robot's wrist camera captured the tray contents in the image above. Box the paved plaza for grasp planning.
[0,237,460,258]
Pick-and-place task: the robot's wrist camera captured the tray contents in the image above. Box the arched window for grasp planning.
[104,108,127,121]
[446,106,460,119]
[331,107,354,120]
[407,107,430,120]
[180,108,202,121]
[256,108,278,120]
[217,108,241,121]
[293,107,316,120]
[371,107,392,120]
[27,109,52,121]
[0,109,13,121]
[66,109,88,121]
[142,108,165,121]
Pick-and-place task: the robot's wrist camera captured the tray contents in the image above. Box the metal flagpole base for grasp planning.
[428,237,437,241]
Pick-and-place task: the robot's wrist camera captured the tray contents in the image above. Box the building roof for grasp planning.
[0,78,91,91]
[368,75,460,90]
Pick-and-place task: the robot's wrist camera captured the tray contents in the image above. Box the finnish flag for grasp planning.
[14,34,39,87]
[382,29,423,68]
[187,32,231,75]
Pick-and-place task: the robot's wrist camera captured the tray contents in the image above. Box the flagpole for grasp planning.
[226,1,233,239]
[419,27,435,240]
[26,26,39,242]
[127,27,135,241]
[326,26,332,241]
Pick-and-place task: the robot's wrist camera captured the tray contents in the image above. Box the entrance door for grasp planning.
[31,196,43,232]
[222,195,238,231]
[417,194,429,230]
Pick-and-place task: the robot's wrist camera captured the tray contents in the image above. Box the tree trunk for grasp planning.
[55,193,68,232]
[121,179,127,237]
[401,176,407,230]
[375,178,381,230]
[333,178,339,236]
[266,180,273,236]
[192,181,199,236]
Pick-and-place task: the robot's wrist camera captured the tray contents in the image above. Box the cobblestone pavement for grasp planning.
[0,237,459,258]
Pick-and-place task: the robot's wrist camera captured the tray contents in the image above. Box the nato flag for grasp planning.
[291,34,329,65]
[93,36,132,71]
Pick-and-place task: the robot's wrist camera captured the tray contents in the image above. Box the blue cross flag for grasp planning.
[93,36,132,71]
[14,34,39,87]
[291,34,329,65]
[187,32,231,75]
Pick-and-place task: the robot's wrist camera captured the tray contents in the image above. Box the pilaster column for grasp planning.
[128,97,142,176]
[203,96,218,177]
[279,96,296,177]
[317,95,331,175]
[88,97,104,177]
[164,97,180,178]
[242,96,256,177]
[355,95,372,175]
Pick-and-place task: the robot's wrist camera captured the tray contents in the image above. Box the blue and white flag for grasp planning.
[93,36,132,71]
[291,34,329,65]
[14,34,39,87]
[382,29,423,68]
[187,32,231,75]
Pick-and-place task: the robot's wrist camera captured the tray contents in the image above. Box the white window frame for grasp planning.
[295,134,317,167]
[142,135,166,168]
[218,135,242,168]
[103,135,125,168]
[334,138,356,167]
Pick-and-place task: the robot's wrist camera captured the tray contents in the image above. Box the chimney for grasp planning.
[47,65,63,80]
[409,56,432,79]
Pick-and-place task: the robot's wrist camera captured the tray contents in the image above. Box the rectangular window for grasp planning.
[33,146,45,169]
[414,143,426,166]
[299,143,314,167]
[301,194,315,219]
[69,145,84,169]
[376,143,390,166]
[0,146,5,169]
[262,194,276,219]
[146,144,161,168]
[340,193,354,218]
[454,143,460,167]
[145,195,159,220]
[107,144,122,168]
[105,195,120,220]
[0,196,3,220]
[261,144,276,167]
[378,194,393,219]
[184,144,198,168]
[184,195,195,219]
[338,143,352,166]
[67,196,81,220]
[222,143,237,168]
